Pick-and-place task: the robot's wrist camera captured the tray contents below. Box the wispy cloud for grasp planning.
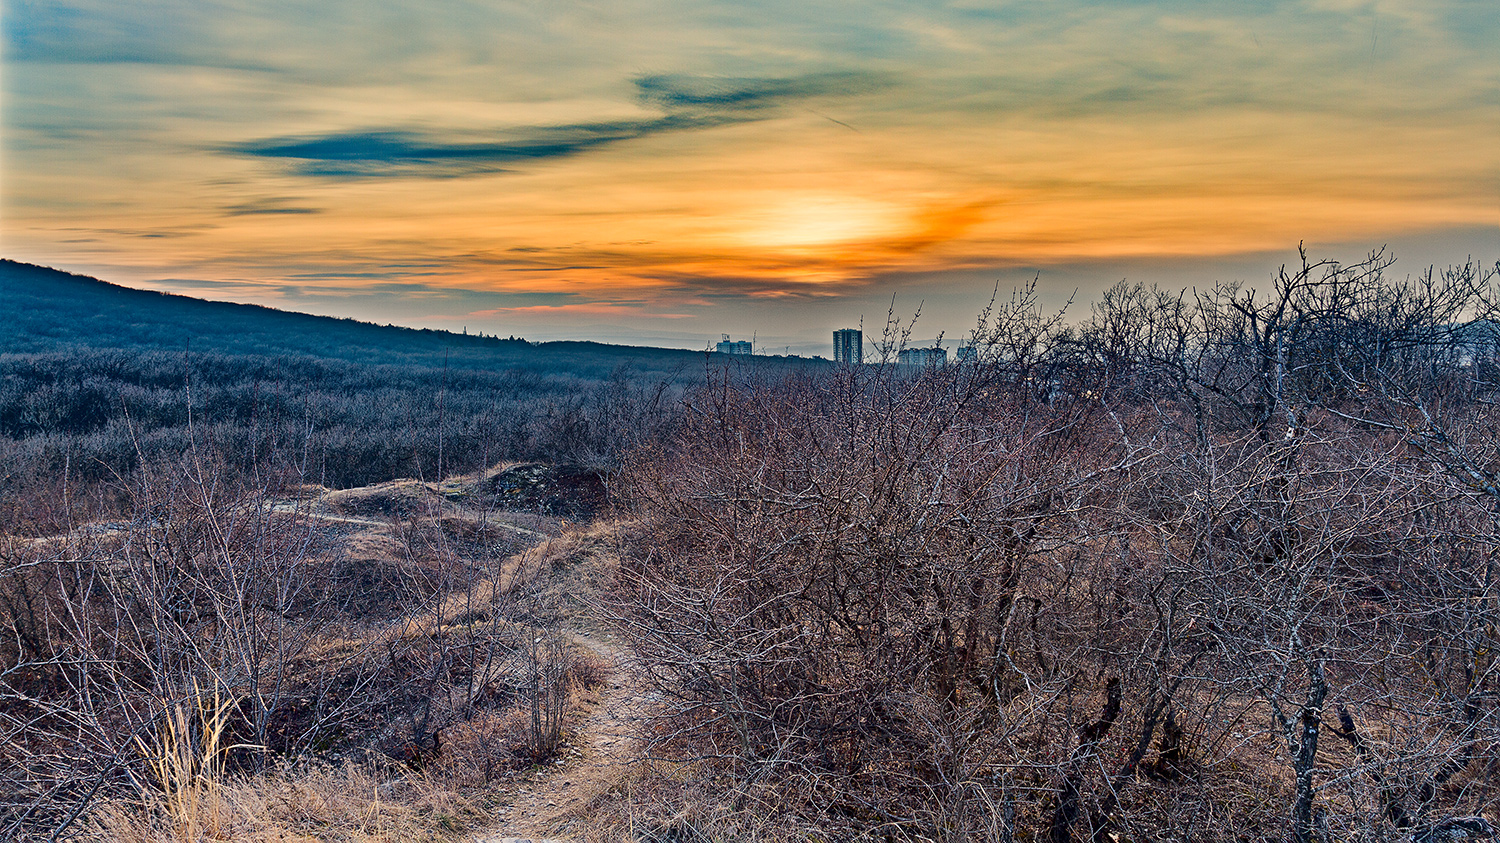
[467,302,693,319]
[634,72,882,111]
[222,198,322,216]
[233,72,885,177]
[4,0,274,70]
[232,124,710,178]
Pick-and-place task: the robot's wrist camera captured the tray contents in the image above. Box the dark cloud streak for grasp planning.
[232,118,734,178]
[223,200,322,216]
[146,276,581,308]
[634,71,881,110]
[233,71,884,178]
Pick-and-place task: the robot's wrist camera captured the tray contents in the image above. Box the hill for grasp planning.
[0,259,821,523]
[0,259,795,379]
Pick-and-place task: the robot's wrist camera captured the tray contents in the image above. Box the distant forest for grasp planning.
[0,258,758,373]
[0,260,811,533]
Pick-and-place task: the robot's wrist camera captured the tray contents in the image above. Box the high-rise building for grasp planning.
[833,328,863,364]
[716,335,753,354]
[897,346,948,368]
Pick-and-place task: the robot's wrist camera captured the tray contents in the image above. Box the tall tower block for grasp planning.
[833,328,863,364]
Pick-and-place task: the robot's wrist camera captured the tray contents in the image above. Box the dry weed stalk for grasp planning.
[86,759,485,843]
[130,683,263,840]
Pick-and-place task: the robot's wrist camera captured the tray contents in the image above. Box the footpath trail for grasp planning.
[475,630,648,843]
[265,499,552,540]
[270,485,633,843]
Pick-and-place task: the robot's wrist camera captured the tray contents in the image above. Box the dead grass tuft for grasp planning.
[85,761,485,843]
[434,709,534,787]
[431,636,612,786]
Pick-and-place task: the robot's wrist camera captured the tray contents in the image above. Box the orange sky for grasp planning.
[4,0,1497,351]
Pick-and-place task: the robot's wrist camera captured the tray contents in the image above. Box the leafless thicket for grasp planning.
[612,254,1500,842]
[0,443,600,839]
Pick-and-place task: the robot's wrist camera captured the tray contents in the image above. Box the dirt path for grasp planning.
[265,500,552,540]
[475,630,647,843]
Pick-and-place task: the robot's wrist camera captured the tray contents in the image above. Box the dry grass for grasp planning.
[130,685,263,841]
[435,709,541,788]
[434,643,609,790]
[86,635,614,841]
[29,494,1468,843]
[86,762,487,843]
[41,481,625,842]
[281,484,334,501]
[558,762,828,843]
[498,518,630,625]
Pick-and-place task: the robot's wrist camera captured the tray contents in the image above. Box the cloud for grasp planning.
[81,225,218,239]
[4,0,274,70]
[222,199,322,216]
[467,302,692,319]
[634,72,883,111]
[231,125,706,178]
[232,72,884,178]
[8,0,1497,351]
[140,277,250,290]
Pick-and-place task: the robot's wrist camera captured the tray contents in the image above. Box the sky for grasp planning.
[3,0,1498,354]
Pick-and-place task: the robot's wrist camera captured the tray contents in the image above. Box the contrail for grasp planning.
[807,108,860,133]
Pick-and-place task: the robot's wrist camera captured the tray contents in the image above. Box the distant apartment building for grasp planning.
[1454,319,1500,369]
[954,345,977,364]
[833,328,863,364]
[897,346,947,368]
[716,335,753,354]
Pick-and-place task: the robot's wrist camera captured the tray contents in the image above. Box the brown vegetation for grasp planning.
[598,255,1500,842]
[7,250,1500,843]
[0,450,611,840]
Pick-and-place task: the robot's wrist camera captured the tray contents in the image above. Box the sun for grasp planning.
[736,195,908,251]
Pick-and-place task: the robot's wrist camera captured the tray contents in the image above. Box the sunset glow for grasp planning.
[4,0,1497,350]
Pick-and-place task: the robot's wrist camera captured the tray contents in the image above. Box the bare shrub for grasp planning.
[611,332,1142,837]
[0,450,392,837]
[0,441,612,837]
[608,255,1500,841]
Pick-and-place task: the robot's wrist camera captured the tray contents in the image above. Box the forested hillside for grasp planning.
[0,260,813,534]
[0,259,735,377]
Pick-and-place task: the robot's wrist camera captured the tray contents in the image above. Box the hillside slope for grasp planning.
[0,260,798,378]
